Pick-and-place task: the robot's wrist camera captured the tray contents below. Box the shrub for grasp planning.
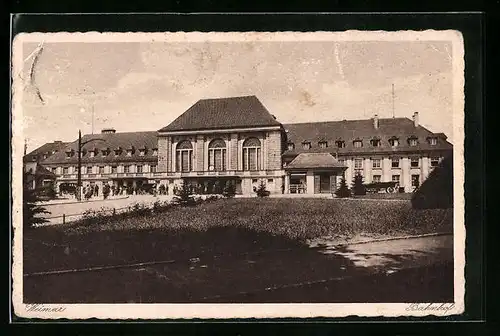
[172,180,197,207]
[223,181,237,198]
[80,207,113,226]
[130,203,151,216]
[352,172,366,196]
[335,178,351,198]
[255,180,270,198]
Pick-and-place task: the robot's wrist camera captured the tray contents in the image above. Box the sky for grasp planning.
[19,39,454,152]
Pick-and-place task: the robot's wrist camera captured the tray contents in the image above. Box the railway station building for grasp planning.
[29,95,453,196]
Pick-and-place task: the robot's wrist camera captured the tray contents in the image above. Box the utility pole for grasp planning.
[392,83,395,118]
[77,130,82,201]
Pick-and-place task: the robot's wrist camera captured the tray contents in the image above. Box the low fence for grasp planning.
[44,205,143,225]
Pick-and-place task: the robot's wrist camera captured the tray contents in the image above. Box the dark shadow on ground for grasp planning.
[23,227,453,303]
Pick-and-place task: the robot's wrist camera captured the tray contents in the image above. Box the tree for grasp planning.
[23,172,50,229]
[351,172,366,196]
[255,180,270,198]
[335,177,351,198]
[172,180,196,206]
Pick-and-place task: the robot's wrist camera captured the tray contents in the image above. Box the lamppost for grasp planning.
[76,130,105,201]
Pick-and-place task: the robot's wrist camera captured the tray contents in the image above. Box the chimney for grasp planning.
[101,128,116,134]
[373,114,379,129]
[412,112,419,127]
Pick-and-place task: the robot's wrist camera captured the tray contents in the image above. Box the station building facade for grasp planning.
[29,95,453,196]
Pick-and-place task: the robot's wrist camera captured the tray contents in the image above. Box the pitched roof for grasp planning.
[283,118,453,155]
[23,141,69,163]
[158,95,282,132]
[286,153,347,170]
[25,162,56,178]
[42,131,158,165]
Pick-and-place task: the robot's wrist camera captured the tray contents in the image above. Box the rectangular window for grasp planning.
[372,175,381,183]
[392,175,400,183]
[177,150,193,172]
[412,174,420,187]
[391,158,400,168]
[124,165,130,173]
[287,143,295,151]
[137,165,143,173]
[243,147,261,171]
[52,167,57,174]
[409,139,418,146]
[431,157,440,167]
[150,165,157,173]
[86,166,93,174]
[99,166,105,174]
[338,158,345,165]
[410,157,419,168]
[252,179,258,183]
[63,167,69,175]
[111,165,117,174]
[303,142,311,150]
[319,141,328,149]
[353,141,362,148]
[430,138,437,145]
[267,179,274,183]
[354,158,363,169]
[372,159,381,169]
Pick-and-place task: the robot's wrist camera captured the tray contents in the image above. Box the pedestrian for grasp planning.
[166,184,169,195]
[94,184,99,197]
[281,183,285,194]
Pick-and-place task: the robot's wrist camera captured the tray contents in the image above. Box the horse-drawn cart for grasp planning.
[364,181,399,193]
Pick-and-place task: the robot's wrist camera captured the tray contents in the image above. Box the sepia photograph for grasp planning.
[11,30,465,319]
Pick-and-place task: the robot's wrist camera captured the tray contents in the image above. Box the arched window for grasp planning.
[208,139,227,171]
[176,140,193,172]
[243,137,261,171]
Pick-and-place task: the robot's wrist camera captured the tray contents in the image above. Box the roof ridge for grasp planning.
[283,117,410,126]
[198,95,257,101]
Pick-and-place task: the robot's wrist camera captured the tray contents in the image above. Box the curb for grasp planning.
[41,196,130,206]
[314,232,454,248]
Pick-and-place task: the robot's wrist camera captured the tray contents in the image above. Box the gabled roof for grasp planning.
[283,118,453,155]
[23,141,69,163]
[42,131,158,165]
[25,162,56,178]
[158,95,282,132]
[286,153,347,170]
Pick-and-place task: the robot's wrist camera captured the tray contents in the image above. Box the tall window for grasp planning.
[208,139,226,171]
[243,137,261,171]
[150,164,157,173]
[99,166,105,174]
[137,165,143,173]
[389,137,399,147]
[86,166,93,174]
[111,165,117,174]
[391,157,400,168]
[431,157,440,167]
[176,140,193,172]
[372,158,381,169]
[124,165,130,173]
[410,157,419,168]
[392,175,400,183]
[63,167,69,175]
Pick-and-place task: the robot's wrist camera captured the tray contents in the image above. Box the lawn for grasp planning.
[23,198,453,303]
[24,198,452,273]
[353,193,414,200]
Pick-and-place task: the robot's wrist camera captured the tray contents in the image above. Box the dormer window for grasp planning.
[318,140,328,149]
[114,147,122,156]
[335,140,346,148]
[389,137,399,147]
[370,138,381,147]
[152,148,158,156]
[89,150,95,158]
[353,139,363,148]
[408,136,419,147]
[428,137,438,146]
[42,153,48,160]
[287,142,295,151]
[139,147,147,156]
[126,146,135,157]
[302,141,311,150]
[431,157,440,167]
[65,149,74,158]
[101,148,109,157]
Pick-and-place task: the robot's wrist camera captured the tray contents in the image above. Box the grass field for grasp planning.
[24,198,452,273]
[353,193,414,200]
